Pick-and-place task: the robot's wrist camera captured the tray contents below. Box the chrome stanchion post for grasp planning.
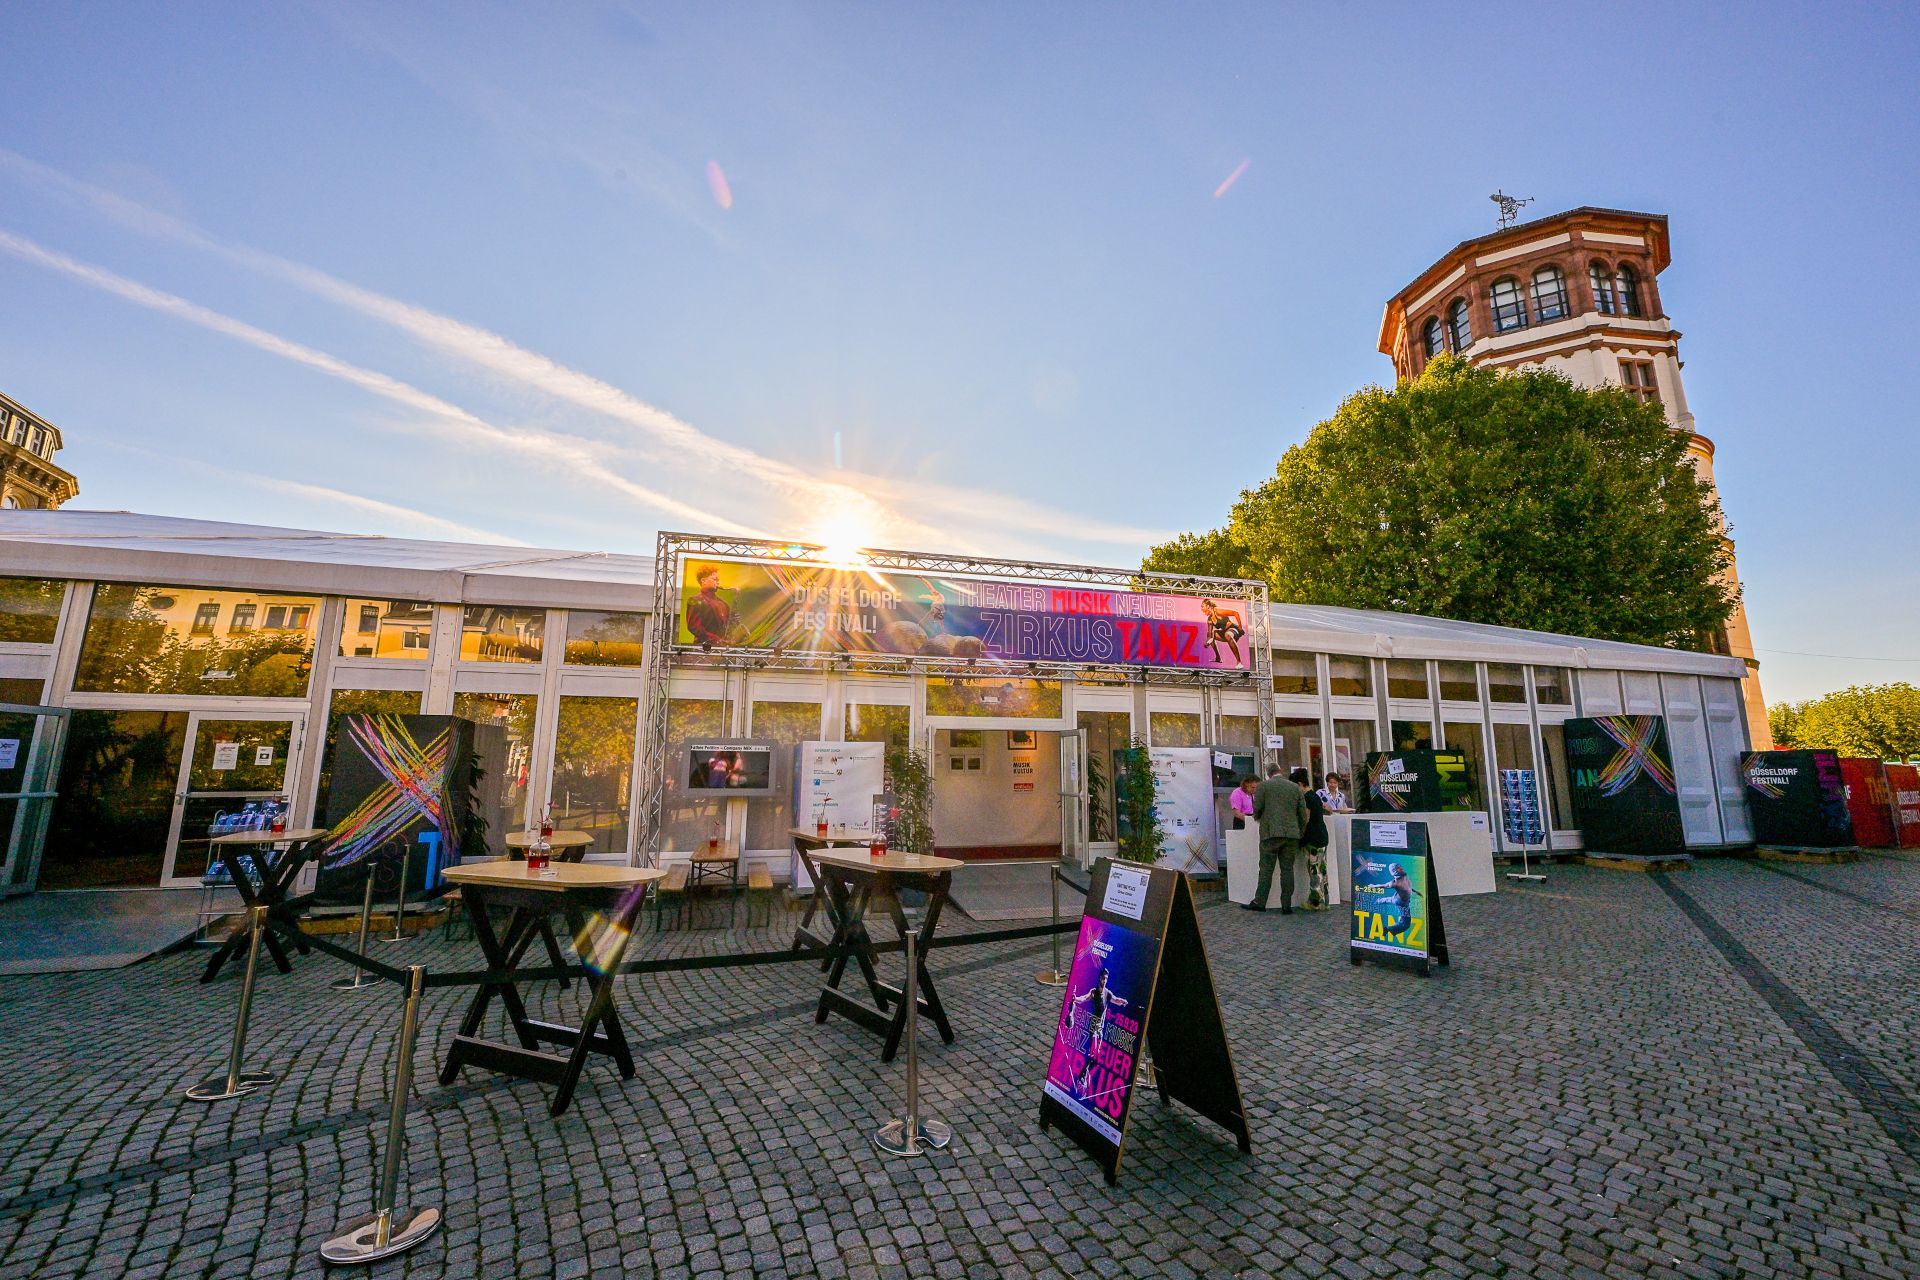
[321,965,442,1264]
[1036,866,1067,986]
[379,845,412,943]
[332,863,383,992]
[186,905,275,1102]
[875,920,951,1156]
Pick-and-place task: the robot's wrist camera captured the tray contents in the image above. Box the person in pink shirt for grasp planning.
[1228,775,1257,828]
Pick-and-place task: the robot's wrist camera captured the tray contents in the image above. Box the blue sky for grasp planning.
[1,2,1915,702]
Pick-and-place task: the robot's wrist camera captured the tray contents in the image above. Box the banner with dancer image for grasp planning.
[1043,914,1158,1147]
[1562,715,1684,855]
[314,714,478,905]
[675,558,1253,671]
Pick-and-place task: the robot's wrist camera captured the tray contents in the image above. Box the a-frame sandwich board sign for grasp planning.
[1348,817,1450,976]
[1039,858,1251,1184]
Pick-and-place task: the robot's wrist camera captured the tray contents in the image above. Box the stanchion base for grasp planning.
[376,931,409,944]
[873,1118,952,1156]
[185,1070,275,1102]
[330,973,383,992]
[1505,872,1547,882]
[1035,970,1068,987]
[319,1207,441,1264]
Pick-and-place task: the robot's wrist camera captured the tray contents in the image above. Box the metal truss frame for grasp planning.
[634,531,1274,864]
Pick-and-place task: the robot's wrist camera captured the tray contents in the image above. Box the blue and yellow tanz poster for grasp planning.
[1349,849,1430,958]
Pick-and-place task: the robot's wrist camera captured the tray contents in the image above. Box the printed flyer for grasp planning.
[1349,846,1430,958]
[1043,916,1158,1146]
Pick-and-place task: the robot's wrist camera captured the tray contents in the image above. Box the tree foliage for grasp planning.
[1768,684,1920,762]
[1144,357,1736,649]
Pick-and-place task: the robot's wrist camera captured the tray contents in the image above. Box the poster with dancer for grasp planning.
[1039,859,1251,1183]
[1348,819,1449,975]
[313,714,478,906]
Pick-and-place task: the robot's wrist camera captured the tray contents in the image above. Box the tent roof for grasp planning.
[0,510,1746,677]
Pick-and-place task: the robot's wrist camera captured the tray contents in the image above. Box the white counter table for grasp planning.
[1226,811,1498,908]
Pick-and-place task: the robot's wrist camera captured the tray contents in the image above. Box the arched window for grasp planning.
[1616,264,1642,317]
[1590,262,1617,315]
[1531,265,1568,321]
[1422,317,1445,358]
[1489,277,1528,332]
[1447,298,1472,351]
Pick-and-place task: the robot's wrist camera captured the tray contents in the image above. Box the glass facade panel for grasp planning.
[552,696,638,857]
[0,677,44,704]
[1385,659,1428,700]
[1327,719,1376,807]
[41,710,188,888]
[845,703,911,751]
[1442,720,1489,811]
[1534,666,1571,706]
[564,610,647,667]
[1487,663,1527,704]
[925,678,1062,718]
[1216,714,1259,748]
[1448,299,1472,350]
[1149,712,1203,747]
[458,605,545,664]
[74,584,320,697]
[1079,710,1131,843]
[1422,318,1444,357]
[746,701,821,850]
[340,599,433,659]
[1271,716,1318,776]
[0,577,63,643]
[1327,655,1371,697]
[663,697,733,851]
[1272,650,1318,696]
[1389,719,1433,752]
[454,692,538,854]
[1538,724,1578,829]
[1491,722,1545,846]
[1437,661,1478,702]
[315,689,423,820]
[1590,263,1617,314]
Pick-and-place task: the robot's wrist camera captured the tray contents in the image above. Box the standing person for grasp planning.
[1229,775,1257,829]
[1319,772,1355,813]
[1247,764,1307,913]
[1291,767,1331,910]
[684,566,736,647]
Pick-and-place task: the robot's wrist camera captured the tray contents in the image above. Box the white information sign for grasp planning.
[1212,750,1232,770]
[1468,813,1488,831]
[254,745,276,767]
[1102,864,1150,920]
[792,741,888,890]
[1147,746,1219,873]
[1368,820,1409,849]
[1264,734,1286,750]
[1385,757,1405,776]
[0,739,17,771]
[211,742,240,771]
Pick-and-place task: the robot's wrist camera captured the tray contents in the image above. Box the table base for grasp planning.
[185,1070,275,1102]
[319,1207,443,1264]
[873,1118,952,1156]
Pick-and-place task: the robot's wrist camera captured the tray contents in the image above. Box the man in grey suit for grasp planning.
[1247,764,1309,913]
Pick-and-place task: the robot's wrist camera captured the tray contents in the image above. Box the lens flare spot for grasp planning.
[1213,158,1251,200]
[705,160,733,209]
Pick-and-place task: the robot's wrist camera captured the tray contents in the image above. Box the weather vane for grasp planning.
[1490,190,1534,229]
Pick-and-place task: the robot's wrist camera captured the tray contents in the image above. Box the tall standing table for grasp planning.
[807,848,964,1062]
[502,830,598,985]
[787,828,882,955]
[438,861,665,1116]
[200,828,327,982]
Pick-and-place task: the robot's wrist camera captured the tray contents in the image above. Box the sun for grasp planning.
[807,508,878,569]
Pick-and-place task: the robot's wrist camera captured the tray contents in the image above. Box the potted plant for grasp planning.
[1114,738,1164,866]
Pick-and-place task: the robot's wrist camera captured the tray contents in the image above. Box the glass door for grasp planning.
[0,703,68,897]
[1060,728,1090,869]
[163,713,303,885]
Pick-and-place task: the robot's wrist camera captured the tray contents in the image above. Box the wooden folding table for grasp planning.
[808,848,962,1062]
[438,861,664,1116]
[200,828,326,983]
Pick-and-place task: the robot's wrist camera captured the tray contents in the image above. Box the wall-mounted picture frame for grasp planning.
[1007,729,1037,751]
[966,756,983,771]
[949,729,983,749]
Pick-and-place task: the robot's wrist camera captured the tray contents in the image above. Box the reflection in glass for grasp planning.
[564,611,647,666]
[454,692,538,854]
[925,678,1062,719]
[1327,655,1371,698]
[0,677,44,705]
[1077,710,1130,843]
[1390,720,1433,752]
[1329,720,1377,802]
[1487,663,1527,704]
[0,577,64,644]
[74,584,320,696]
[1538,724,1578,830]
[1437,661,1478,702]
[551,696,638,856]
[340,599,433,659]
[1149,712,1203,747]
[42,710,188,888]
[174,719,295,880]
[663,698,732,852]
[845,703,911,751]
[747,701,822,849]
[1385,660,1428,700]
[459,605,545,664]
[1271,716,1318,775]
[1534,667,1571,706]
[1216,715,1259,748]
[1272,650,1318,696]
[1442,720,1490,811]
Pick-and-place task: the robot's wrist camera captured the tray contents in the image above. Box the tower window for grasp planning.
[1447,298,1472,351]
[1531,265,1568,321]
[1590,262,1617,315]
[1617,264,1642,317]
[1620,359,1660,405]
[191,603,219,635]
[1489,277,1528,333]
[229,603,256,633]
[1422,317,1445,358]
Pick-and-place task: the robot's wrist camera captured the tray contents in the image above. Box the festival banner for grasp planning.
[1562,716,1685,855]
[314,714,477,905]
[1741,749,1855,849]
[1361,750,1474,813]
[1043,914,1157,1147]
[676,558,1252,672]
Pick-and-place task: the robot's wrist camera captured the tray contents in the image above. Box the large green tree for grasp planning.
[1769,684,1920,761]
[1145,357,1736,649]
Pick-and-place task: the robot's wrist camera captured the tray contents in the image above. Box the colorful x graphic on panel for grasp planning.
[320,715,457,868]
[1593,716,1676,797]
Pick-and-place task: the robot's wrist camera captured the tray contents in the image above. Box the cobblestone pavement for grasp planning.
[2,856,1919,1280]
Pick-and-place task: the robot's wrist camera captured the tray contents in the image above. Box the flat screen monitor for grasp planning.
[683,740,778,798]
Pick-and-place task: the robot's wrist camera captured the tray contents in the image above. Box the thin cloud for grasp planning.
[1214,159,1251,199]
[0,150,1170,553]
[0,226,761,536]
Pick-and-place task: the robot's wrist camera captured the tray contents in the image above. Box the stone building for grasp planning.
[1377,206,1768,745]
[0,391,79,512]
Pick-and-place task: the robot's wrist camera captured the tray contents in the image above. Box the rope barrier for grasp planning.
[267,920,412,986]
